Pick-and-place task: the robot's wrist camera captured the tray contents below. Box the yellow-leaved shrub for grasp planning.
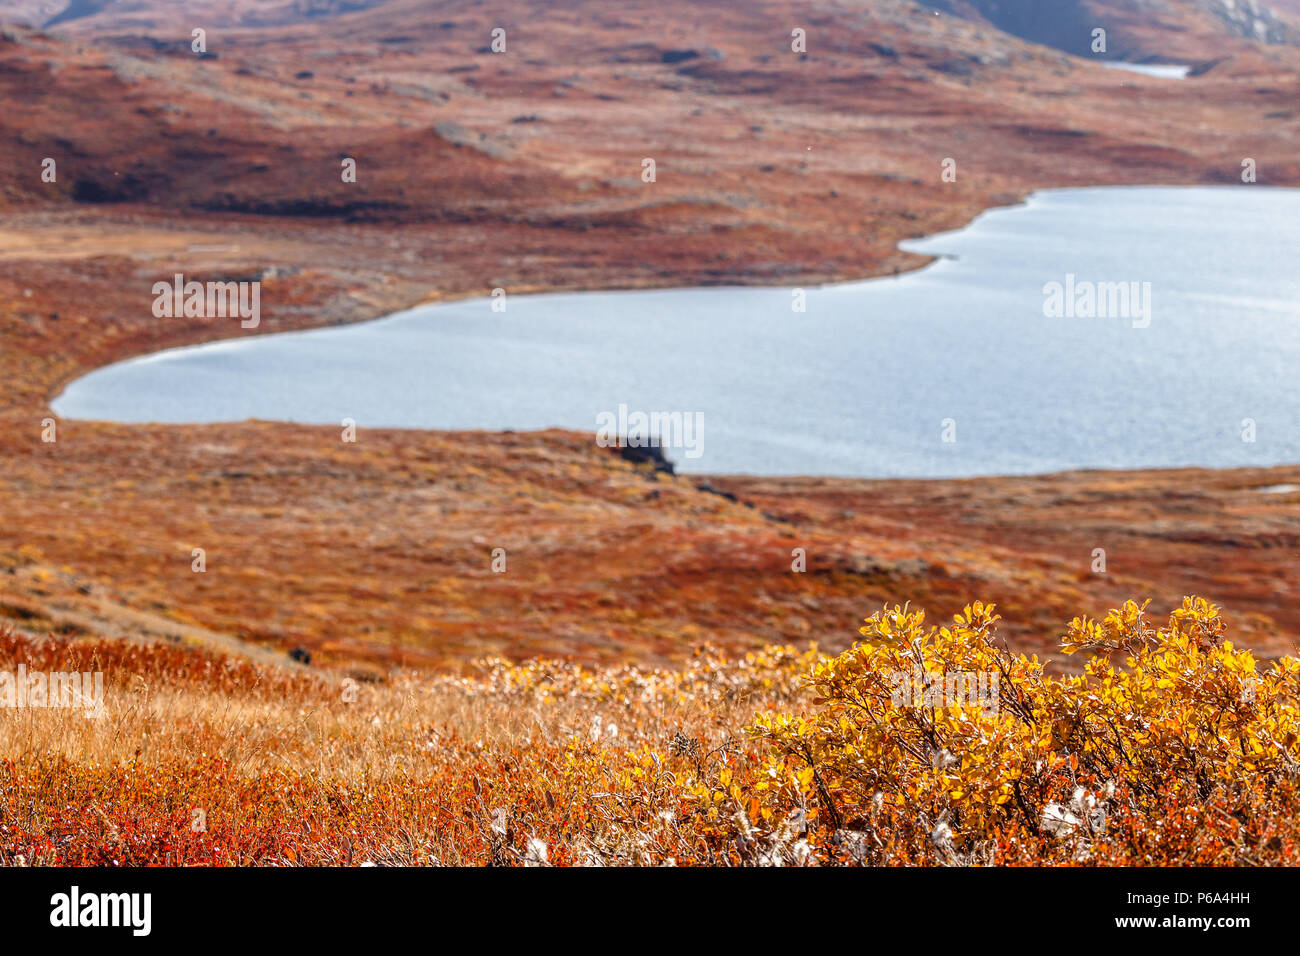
[715,597,1300,864]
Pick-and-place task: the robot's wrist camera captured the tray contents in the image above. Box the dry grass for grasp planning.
[0,625,814,865]
[4,597,1300,867]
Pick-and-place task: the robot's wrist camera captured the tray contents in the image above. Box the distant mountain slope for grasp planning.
[4,0,1294,61]
[2,0,1298,219]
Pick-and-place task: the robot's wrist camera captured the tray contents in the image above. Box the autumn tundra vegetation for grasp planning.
[2,595,1296,866]
[4,0,1300,873]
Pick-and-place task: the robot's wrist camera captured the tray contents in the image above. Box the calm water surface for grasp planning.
[52,187,1300,477]
[1103,62,1191,79]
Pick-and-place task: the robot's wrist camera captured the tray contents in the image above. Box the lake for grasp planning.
[1103,62,1191,79]
[52,186,1300,478]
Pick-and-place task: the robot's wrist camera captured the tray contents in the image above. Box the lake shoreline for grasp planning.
[51,185,1300,481]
